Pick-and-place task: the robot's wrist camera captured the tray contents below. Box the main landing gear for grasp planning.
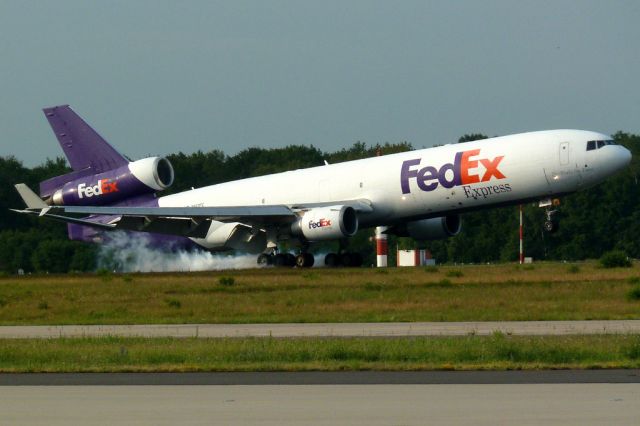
[540,199,560,233]
[256,250,363,268]
[256,236,362,268]
[324,239,364,267]
[324,252,363,267]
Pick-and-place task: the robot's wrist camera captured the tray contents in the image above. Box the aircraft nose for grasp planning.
[617,145,632,168]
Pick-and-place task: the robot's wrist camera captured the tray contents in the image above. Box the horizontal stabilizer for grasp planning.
[14,184,47,209]
[11,208,116,230]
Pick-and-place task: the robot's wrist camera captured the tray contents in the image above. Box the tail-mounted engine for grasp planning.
[291,205,359,241]
[47,157,174,206]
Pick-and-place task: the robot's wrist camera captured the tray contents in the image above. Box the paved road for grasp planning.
[2,384,639,425]
[1,370,639,386]
[1,320,640,338]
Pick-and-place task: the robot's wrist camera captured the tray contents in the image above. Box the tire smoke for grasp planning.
[97,232,262,272]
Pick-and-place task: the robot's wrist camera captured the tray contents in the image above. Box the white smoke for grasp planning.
[97,232,263,272]
[312,253,328,267]
[97,232,336,272]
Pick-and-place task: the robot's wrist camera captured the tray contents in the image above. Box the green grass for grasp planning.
[0,262,638,325]
[0,335,638,372]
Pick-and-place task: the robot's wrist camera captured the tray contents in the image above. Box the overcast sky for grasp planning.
[1,0,638,166]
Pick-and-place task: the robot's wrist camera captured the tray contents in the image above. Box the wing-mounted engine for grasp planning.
[394,214,462,240]
[47,157,174,206]
[291,205,359,241]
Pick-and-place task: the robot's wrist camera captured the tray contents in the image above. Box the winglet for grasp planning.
[14,184,48,209]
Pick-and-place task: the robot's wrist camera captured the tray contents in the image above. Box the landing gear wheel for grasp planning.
[285,253,296,267]
[339,252,353,267]
[543,209,559,234]
[296,253,315,268]
[274,253,296,267]
[544,220,559,233]
[274,253,287,267]
[325,253,339,267]
[257,253,273,266]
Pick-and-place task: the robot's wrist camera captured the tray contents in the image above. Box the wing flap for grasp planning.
[47,205,297,222]
[115,216,211,238]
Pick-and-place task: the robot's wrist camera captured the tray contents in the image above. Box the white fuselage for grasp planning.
[158,129,631,250]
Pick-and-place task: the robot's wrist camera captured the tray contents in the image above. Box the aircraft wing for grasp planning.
[13,184,373,239]
[14,204,297,239]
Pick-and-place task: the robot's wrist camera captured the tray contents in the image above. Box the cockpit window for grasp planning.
[587,140,616,151]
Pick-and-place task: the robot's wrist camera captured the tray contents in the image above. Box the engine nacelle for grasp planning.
[397,215,462,240]
[291,205,359,241]
[195,222,267,254]
[50,157,174,206]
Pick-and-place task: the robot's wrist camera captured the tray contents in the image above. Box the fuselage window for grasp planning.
[586,141,596,151]
[597,140,605,149]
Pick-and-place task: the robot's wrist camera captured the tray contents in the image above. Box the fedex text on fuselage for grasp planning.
[400,149,506,194]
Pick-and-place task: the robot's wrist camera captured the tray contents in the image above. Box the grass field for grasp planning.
[0,334,638,372]
[0,262,638,325]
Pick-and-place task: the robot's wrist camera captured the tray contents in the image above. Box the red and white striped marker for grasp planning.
[375,226,388,267]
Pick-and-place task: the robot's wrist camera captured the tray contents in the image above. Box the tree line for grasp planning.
[0,132,637,273]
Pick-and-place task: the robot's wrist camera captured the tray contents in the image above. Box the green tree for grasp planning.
[458,134,488,143]
[31,240,77,273]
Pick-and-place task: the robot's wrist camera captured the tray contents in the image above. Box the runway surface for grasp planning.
[1,320,640,338]
[2,383,639,425]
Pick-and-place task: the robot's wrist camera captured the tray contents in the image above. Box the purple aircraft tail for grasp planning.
[39,105,129,198]
[38,104,174,208]
[34,104,180,246]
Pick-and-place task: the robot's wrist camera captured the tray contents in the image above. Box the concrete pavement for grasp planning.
[1,320,639,338]
[2,384,639,425]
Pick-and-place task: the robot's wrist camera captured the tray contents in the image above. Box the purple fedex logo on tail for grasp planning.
[401,149,506,194]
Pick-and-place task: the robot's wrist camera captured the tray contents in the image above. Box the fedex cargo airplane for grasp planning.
[13,105,631,267]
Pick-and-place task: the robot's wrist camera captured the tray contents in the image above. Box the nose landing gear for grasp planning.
[540,198,560,233]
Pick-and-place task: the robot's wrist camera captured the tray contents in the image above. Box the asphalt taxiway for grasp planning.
[1,319,639,338]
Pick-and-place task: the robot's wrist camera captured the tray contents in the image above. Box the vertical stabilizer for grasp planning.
[42,105,128,173]
[40,105,130,197]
